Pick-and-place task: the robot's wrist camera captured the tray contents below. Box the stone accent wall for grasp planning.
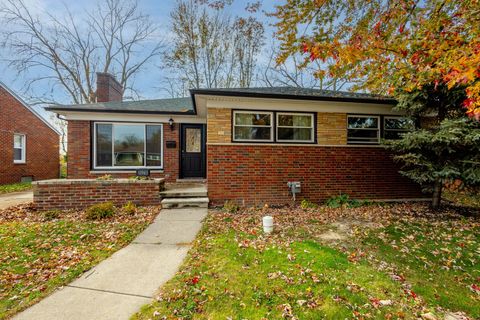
[207,109,348,145]
[33,178,164,210]
[67,120,179,182]
[207,144,427,206]
[207,108,231,143]
[0,86,59,184]
[317,113,347,145]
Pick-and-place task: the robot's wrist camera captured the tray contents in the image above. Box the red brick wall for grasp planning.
[67,120,179,181]
[67,120,91,178]
[33,179,164,210]
[207,145,427,206]
[0,86,59,184]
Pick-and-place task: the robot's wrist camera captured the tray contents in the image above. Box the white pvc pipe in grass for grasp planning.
[263,216,273,234]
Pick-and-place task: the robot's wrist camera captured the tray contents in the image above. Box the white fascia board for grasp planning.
[0,81,61,135]
[202,95,404,116]
[58,111,207,123]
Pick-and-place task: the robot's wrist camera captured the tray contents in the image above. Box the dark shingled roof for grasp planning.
[46,97,195,114]
[46,86,395,115]
[190,87,396,104]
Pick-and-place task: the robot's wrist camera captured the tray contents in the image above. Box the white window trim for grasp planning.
[347,115,380,144]
[13,134,26,164]
[233,110,274,142]
[93,122,164,170]
[276,112,315,143]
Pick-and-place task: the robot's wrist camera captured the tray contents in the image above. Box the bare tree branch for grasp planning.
[260,40,350,91]
[162,0,264,97]
[0,0,163,104]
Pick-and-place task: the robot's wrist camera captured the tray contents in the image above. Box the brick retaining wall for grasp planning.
[207,145,428,206]
[33,178,164,211]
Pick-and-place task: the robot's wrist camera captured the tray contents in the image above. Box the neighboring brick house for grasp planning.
[47,74,428,205]
[0,82,60,184]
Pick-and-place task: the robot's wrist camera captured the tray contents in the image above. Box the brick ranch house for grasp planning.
[45,73,428,206]
[0,82,60,184]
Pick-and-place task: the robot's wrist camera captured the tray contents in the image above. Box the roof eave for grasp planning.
[45,106,197,116]
[189,89,397,105]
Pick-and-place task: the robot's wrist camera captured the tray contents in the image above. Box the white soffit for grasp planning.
[200,95,403,115]
[58,111,207,123]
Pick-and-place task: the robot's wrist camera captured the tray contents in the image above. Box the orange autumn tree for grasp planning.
[273,0,480,120]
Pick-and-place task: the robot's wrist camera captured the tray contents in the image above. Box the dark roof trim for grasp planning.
[190,95,197,114]
[45,106,196,115]
[189,88,397,108]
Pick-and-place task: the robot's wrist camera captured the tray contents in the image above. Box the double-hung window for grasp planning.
[384,117,414,140]
[347,115,380,144]
[277,113,314,142]
[94,123,163,169]
[13,134,26,163]
[233,111,273,142]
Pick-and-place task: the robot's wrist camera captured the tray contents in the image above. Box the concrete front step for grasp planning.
[160,190,208,198]
[161,197,209,209]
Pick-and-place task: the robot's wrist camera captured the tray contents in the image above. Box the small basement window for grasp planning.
[384,117,414,140]
[233,111,273,142]
[347,115,380,144]
[13,134,26,163]
[276,112,314,142]
[94,122,163,169]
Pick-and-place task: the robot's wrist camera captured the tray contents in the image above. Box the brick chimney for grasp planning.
[96,72,123,102]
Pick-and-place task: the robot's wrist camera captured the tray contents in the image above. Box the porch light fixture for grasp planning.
[168,118,175,130]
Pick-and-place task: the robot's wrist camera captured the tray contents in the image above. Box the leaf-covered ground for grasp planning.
[0,182,32,195]
[443,191,480,209]
[134,203,479,320]
[0,204,159,319]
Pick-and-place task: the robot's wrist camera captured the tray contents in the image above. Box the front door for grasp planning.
[180,124,206,178]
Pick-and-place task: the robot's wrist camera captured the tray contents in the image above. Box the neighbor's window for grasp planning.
[277,112,314,142]
[13,134,26,163]
[384,117,414,140]
[233,111,273,141]
[347,115,380,144]
[94,123,163,169]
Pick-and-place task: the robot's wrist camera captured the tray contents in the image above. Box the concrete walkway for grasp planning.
[0,190,33,209]
[14,207,208,320]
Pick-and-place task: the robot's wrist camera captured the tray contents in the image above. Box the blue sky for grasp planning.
[0,0,279,122]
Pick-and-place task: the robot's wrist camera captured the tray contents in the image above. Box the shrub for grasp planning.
[43,210,61,221]
[325,194,350,208]
[122,201,137,215]
[129,176,150,181]
[223,200,239,213]
[96,174,113,181]
[325,194,373,208]
[300,199,318,209]
[85,202,115,220]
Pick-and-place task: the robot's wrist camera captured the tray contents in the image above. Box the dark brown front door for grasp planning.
[180,124,206,178]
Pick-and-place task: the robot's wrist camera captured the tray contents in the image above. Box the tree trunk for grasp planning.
[431,178,443,209]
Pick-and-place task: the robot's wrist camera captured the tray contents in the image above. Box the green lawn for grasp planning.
[362,219,480,317]
[0,206,158,319]
[0,182,32,194]
[134,203,479,320]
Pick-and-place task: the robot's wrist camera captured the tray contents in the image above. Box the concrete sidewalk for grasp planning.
[14,208,208,320]
[0,190,33,209]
